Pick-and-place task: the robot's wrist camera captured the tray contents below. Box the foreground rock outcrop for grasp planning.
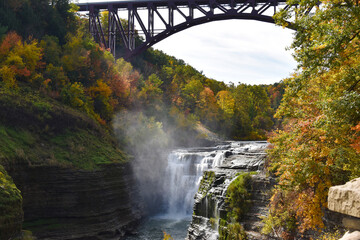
[328,178,360,219]
[339,231,360,240]
[328,178,360,239]
[4,162,142,240]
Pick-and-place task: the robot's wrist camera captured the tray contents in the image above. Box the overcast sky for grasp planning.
[75,1,297,85]
[153,20,296,85]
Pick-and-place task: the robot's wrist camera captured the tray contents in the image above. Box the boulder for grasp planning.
[328,178,360,218]
[339,231,360,240]
[343,217,360,231]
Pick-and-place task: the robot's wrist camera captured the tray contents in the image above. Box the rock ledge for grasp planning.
[328,178,360,219]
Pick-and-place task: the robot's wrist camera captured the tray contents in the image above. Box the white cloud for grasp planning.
[154,20,297,85]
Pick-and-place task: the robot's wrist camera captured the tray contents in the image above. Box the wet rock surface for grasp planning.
[186,141,274,240]
[5,162,143,240]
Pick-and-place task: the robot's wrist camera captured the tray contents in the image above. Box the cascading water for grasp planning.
[125,141,268,240]
[212,151,225,168]
[165,151,209,217]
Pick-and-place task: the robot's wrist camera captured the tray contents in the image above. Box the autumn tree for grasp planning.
[110,58,140,108]
[196,87,219,127]
[0,32,43,89]
[88,79,113,121]
[216,90,235,118]
[181,79,203,112]
[138,73,163,112]
[264,0,360,236]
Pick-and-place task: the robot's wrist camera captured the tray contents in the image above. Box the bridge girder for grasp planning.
[77,0,292,59]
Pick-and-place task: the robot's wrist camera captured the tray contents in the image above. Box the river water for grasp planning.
[125,141,268,240]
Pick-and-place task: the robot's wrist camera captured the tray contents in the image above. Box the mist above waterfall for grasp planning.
[112,108,223,215]
[113,110,265,220]
[113,111,173,214]
[113,112,269,239]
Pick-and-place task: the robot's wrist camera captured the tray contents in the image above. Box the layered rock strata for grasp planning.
[5,162,142,240]
[187,141,274,240]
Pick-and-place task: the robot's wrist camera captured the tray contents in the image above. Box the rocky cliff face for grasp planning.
[0,90,144,239]
[187,141,274,240]
[0,165,23,240]
[4,162,142,240]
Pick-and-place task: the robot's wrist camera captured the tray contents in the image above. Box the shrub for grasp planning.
[226,173,252,222]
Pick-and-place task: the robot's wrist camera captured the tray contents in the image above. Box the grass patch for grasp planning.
[219,220,248,240]
[217,172,258,240]
[0,88,128,170]
[49,129,127,169]
[0,124,127,170]
[226,172,253,222]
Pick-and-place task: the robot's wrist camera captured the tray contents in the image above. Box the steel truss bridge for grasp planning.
[76,0,292,58]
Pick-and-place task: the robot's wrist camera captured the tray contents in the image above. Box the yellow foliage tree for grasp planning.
[216,90,235,118]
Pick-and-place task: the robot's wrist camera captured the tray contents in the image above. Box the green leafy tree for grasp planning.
[138,73,163,112]
[181,79,203,111]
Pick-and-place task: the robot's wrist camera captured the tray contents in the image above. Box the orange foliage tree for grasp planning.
[0,32,43,88]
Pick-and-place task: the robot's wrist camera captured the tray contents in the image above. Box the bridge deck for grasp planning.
[77,0,287,11]
[76,0,293,58]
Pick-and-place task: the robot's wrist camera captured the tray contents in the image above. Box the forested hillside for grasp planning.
[0,0,284,144]
[0,2,286,237]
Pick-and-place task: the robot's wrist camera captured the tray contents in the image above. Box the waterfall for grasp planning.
[164,151,210,218]
[162,141,269,219]
[212,151,225,168]
[125,141,269,240]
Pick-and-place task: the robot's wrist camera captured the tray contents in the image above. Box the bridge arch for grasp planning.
[77,0,293,58]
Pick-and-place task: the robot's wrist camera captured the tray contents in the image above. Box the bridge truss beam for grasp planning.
[80,0,292,59]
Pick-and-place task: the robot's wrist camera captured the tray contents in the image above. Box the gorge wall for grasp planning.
[4,162,142,240]
[0,91,143,239]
